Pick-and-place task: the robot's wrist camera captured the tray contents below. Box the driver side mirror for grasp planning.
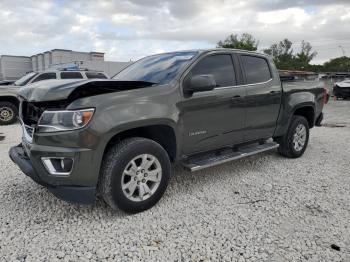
[184,74,216,94]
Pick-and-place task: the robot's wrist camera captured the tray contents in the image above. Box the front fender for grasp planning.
[65,85,182,174]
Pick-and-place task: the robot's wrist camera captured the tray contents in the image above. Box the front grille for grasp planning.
[21,101,44,126]
[19,117,34,143]
[20,99,71,126]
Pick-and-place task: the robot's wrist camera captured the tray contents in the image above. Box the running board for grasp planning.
[181,142,279,172]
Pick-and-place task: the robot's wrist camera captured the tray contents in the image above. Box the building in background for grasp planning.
[0,55,32,80]
[0,49,131,80]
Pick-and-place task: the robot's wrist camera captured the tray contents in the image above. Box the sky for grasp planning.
[0,0,350,64]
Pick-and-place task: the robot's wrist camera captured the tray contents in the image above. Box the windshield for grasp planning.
[113,51,198,85]
[14,72,38,86]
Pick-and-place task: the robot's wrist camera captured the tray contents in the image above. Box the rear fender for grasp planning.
[274,91,316,137]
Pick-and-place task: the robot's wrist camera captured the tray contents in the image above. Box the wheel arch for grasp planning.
[0,96,20,108]
[273,101,316,138]
[292,104,315,128]
[102,123,178,163]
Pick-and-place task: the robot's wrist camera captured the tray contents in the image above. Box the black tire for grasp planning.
[99,137,171,213]
[275,115,309,158]
[0,102,18,125]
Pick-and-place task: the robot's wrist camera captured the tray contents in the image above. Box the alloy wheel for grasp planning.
[121,154,162,202]
[293,124,307,151]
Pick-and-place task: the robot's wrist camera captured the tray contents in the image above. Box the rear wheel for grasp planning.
[275,115,309,158]
[100,137,171,213]
[0,102,18,125]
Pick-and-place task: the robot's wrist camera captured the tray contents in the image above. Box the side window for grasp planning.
[241,55,271,84]
[60,72,84,79]
[188,54,235,87]
[85,72,108,79]
[31,73,56,83]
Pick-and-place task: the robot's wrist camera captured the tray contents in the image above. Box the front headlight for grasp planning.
[37,108,95,133]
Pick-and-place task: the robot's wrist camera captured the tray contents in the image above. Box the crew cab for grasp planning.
[9,49,327,213]
[0,70,108,125]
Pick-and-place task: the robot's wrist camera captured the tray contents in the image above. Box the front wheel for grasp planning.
[99,137,171,213]
[275,115,310,158]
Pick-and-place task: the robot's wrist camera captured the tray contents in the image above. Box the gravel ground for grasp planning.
[0,100,349,262]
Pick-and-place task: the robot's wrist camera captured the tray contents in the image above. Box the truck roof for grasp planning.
[151,48,270,59]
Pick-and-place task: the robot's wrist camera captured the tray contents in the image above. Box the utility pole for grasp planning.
[339,45,346,57]
[338,45,349,73]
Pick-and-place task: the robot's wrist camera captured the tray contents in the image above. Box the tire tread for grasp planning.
[99,137,171,213]
[277,115,309,158]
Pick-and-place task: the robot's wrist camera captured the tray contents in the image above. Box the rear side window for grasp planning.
[60,72,84,79]
[189,54,235,87]
[241,55,271,84]
[85,72,107,79]
[31,73,56,83]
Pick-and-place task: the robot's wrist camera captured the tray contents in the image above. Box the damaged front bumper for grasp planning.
[9,144,96,204]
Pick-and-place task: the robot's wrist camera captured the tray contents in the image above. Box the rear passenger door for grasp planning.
[239,55,281,141]
[180,53,246,154]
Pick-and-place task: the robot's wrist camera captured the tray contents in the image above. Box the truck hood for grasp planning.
[18,79,156,102]
[19,79,88,102]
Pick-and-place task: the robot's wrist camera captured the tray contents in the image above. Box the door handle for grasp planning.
[231,95,241,100]
[270,91,278,94]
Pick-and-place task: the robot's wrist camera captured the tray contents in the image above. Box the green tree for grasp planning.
[308,64,324,73]
[323,56,350,72]
[294,41,317,70]
[264,39,317,70]
[217,33,259,51]
[263,39,294,69]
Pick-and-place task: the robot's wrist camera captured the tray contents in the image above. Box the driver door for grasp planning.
[178,53,246,155]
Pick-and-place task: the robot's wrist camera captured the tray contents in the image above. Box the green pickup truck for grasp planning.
[9,49,327,213]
